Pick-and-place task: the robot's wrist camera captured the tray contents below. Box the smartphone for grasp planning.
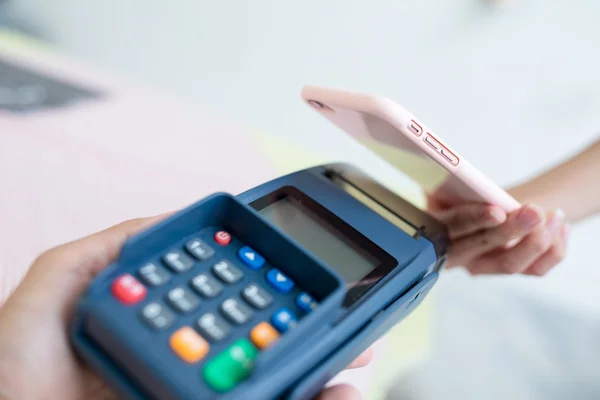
[301,86,520,212]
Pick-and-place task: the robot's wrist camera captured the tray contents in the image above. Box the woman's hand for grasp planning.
[429,194,569,276]
[0,216,369,400]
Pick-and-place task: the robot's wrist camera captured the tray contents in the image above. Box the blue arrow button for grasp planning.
[266,268,294,294]
[237,246,265,270]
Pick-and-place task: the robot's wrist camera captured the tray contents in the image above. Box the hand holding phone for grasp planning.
[302,86,567,276]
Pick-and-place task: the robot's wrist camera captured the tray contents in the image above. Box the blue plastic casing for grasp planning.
[71,163,448,400]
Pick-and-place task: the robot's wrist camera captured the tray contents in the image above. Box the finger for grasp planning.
[469,210,564,275]
[468,228,550,275]
[8,212,174,320]
[346,349,373,369]
[447,204,544,267]
[81,368,119,400]
[315,384,362,400]
[524,223,570,276]
[436,204,506,240]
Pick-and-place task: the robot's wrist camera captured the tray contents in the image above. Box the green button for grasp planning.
[203,338,259,392]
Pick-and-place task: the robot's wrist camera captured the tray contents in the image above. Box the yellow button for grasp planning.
[250,322,280,350]
[170,326,210,363]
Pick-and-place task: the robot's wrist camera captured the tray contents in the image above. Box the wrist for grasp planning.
[508,179,578,223]
[0,358,24,400]
[0,310,38,400]
[508,176,561,207]
[507,182,544,206]
[0,352,37,400]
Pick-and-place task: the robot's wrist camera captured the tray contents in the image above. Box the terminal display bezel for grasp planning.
[250,185,398,307]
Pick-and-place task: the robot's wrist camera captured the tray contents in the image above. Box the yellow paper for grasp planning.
[0,29,52,53]
[357,138,449,196]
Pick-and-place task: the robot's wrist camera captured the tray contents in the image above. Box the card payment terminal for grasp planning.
[71,163,449,400]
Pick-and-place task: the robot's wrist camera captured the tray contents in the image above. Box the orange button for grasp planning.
[170,327,210,364]
[250,322,280,350]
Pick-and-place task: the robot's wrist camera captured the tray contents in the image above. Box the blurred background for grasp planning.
[2,1,600,399]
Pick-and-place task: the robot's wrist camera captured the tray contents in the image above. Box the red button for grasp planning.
[214,231,231,246]
[112,274,147,305]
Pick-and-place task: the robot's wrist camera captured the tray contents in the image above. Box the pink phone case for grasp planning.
[301,86,520,213]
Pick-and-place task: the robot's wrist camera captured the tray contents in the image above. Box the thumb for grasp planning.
[5,213,171,322]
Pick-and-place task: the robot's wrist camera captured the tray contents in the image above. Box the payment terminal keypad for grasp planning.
[110,227,319,394]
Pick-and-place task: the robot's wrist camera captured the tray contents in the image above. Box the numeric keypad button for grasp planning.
[241,284,273,310]
[190,273,223,298]
[166,287,201,314]
[197,313,231,342]
[185,238,215,261]
[163,249,194,273]
[212,260,243,284]
[140,302,175,330]
[138,262,171,287]
[220,298,253,325]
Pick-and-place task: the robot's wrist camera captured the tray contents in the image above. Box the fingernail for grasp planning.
[546,209,564,233]
[486,207,506,223]
[516,205,543,229]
